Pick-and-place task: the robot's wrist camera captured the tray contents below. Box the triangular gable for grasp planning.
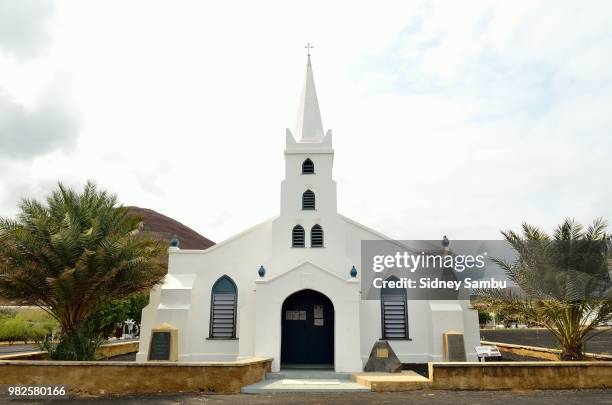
[261,260,352,284]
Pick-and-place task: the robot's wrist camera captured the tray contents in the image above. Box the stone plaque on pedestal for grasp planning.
[364,340,402,373]
[148,322,178,361]
[443,330,466,362]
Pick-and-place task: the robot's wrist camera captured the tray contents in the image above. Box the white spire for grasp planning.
[295,55,324,142]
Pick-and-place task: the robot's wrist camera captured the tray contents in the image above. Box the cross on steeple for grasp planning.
[304,42,313,57]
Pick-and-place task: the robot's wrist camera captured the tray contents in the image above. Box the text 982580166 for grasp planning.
[2,385,69,399]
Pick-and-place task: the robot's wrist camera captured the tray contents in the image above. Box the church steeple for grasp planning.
[295,54,324,143]
[275,50,337,249]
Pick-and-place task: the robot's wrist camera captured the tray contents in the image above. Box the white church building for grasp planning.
[137,55,479,371]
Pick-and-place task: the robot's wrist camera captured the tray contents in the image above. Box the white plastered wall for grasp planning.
[254,261,361,372]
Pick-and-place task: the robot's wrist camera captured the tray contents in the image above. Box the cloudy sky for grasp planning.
[0,0,610,243]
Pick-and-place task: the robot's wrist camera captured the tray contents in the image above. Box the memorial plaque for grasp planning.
[148,322,178,362]
[443,331,467,362]
[149,331,171,360]
[364,340,402,372]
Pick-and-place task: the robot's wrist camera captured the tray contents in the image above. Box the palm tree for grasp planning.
[0,181,165,357]
[475,218,612,360]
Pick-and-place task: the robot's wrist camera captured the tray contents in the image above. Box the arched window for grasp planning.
[381,276,409,339]
[302,158,314,174]
[311,224,323,247]
[302,189,315,210]
[292,225,305,247]
[209,276,237,339]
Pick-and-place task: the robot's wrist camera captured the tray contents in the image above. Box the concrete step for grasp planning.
[241,378,371,394]
[351,371,431,391]
[265,370,352,380]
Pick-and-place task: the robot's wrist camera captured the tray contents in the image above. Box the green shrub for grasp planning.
[28,326,50,344]
[90,293,148,339]
[15,308,51,323]
[16,309,58,337]
[42,326,104,361]
[0,308,58,343]
[0,318,29,344]
[126,293,149,324]
[478,310,492,326]
[0,308,15,321]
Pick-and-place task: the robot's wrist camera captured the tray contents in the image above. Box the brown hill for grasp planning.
[127,206,215,250]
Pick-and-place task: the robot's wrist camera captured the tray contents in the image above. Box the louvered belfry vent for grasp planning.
[381,277,409,339]
[209,276,237,339]
[302,189,315,210]
[311,224,324,247]
[292,225,305,247]
[302,158,314,174]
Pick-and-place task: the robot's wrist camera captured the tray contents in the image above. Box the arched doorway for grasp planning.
[281,289,334,368]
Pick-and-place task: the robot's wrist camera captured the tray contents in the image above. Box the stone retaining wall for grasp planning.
[0,358,272,395]
[95,341,139,359]
[429,361,612,390]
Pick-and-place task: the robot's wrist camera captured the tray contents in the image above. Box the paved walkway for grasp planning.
[242,370,369,393]
[0,344,38,355]
[10,389,609,404]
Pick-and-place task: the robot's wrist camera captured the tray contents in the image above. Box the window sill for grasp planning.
[380,337,412,341]
[206,337,239,340]
[292,246,306,248]
[302,208,316,211]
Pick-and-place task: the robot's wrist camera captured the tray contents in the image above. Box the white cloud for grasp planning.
[0,0,55,59]
[0,0,610,242]
[0,78,79,159]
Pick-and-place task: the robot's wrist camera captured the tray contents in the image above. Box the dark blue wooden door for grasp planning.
[281,289,334,366]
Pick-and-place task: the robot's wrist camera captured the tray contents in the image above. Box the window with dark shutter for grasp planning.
[311,224,323,247]
[209,276,237,339]
[381,276,409,339]
[302,189,315,210]
[302,158,314,174]
[292,225,305,247]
